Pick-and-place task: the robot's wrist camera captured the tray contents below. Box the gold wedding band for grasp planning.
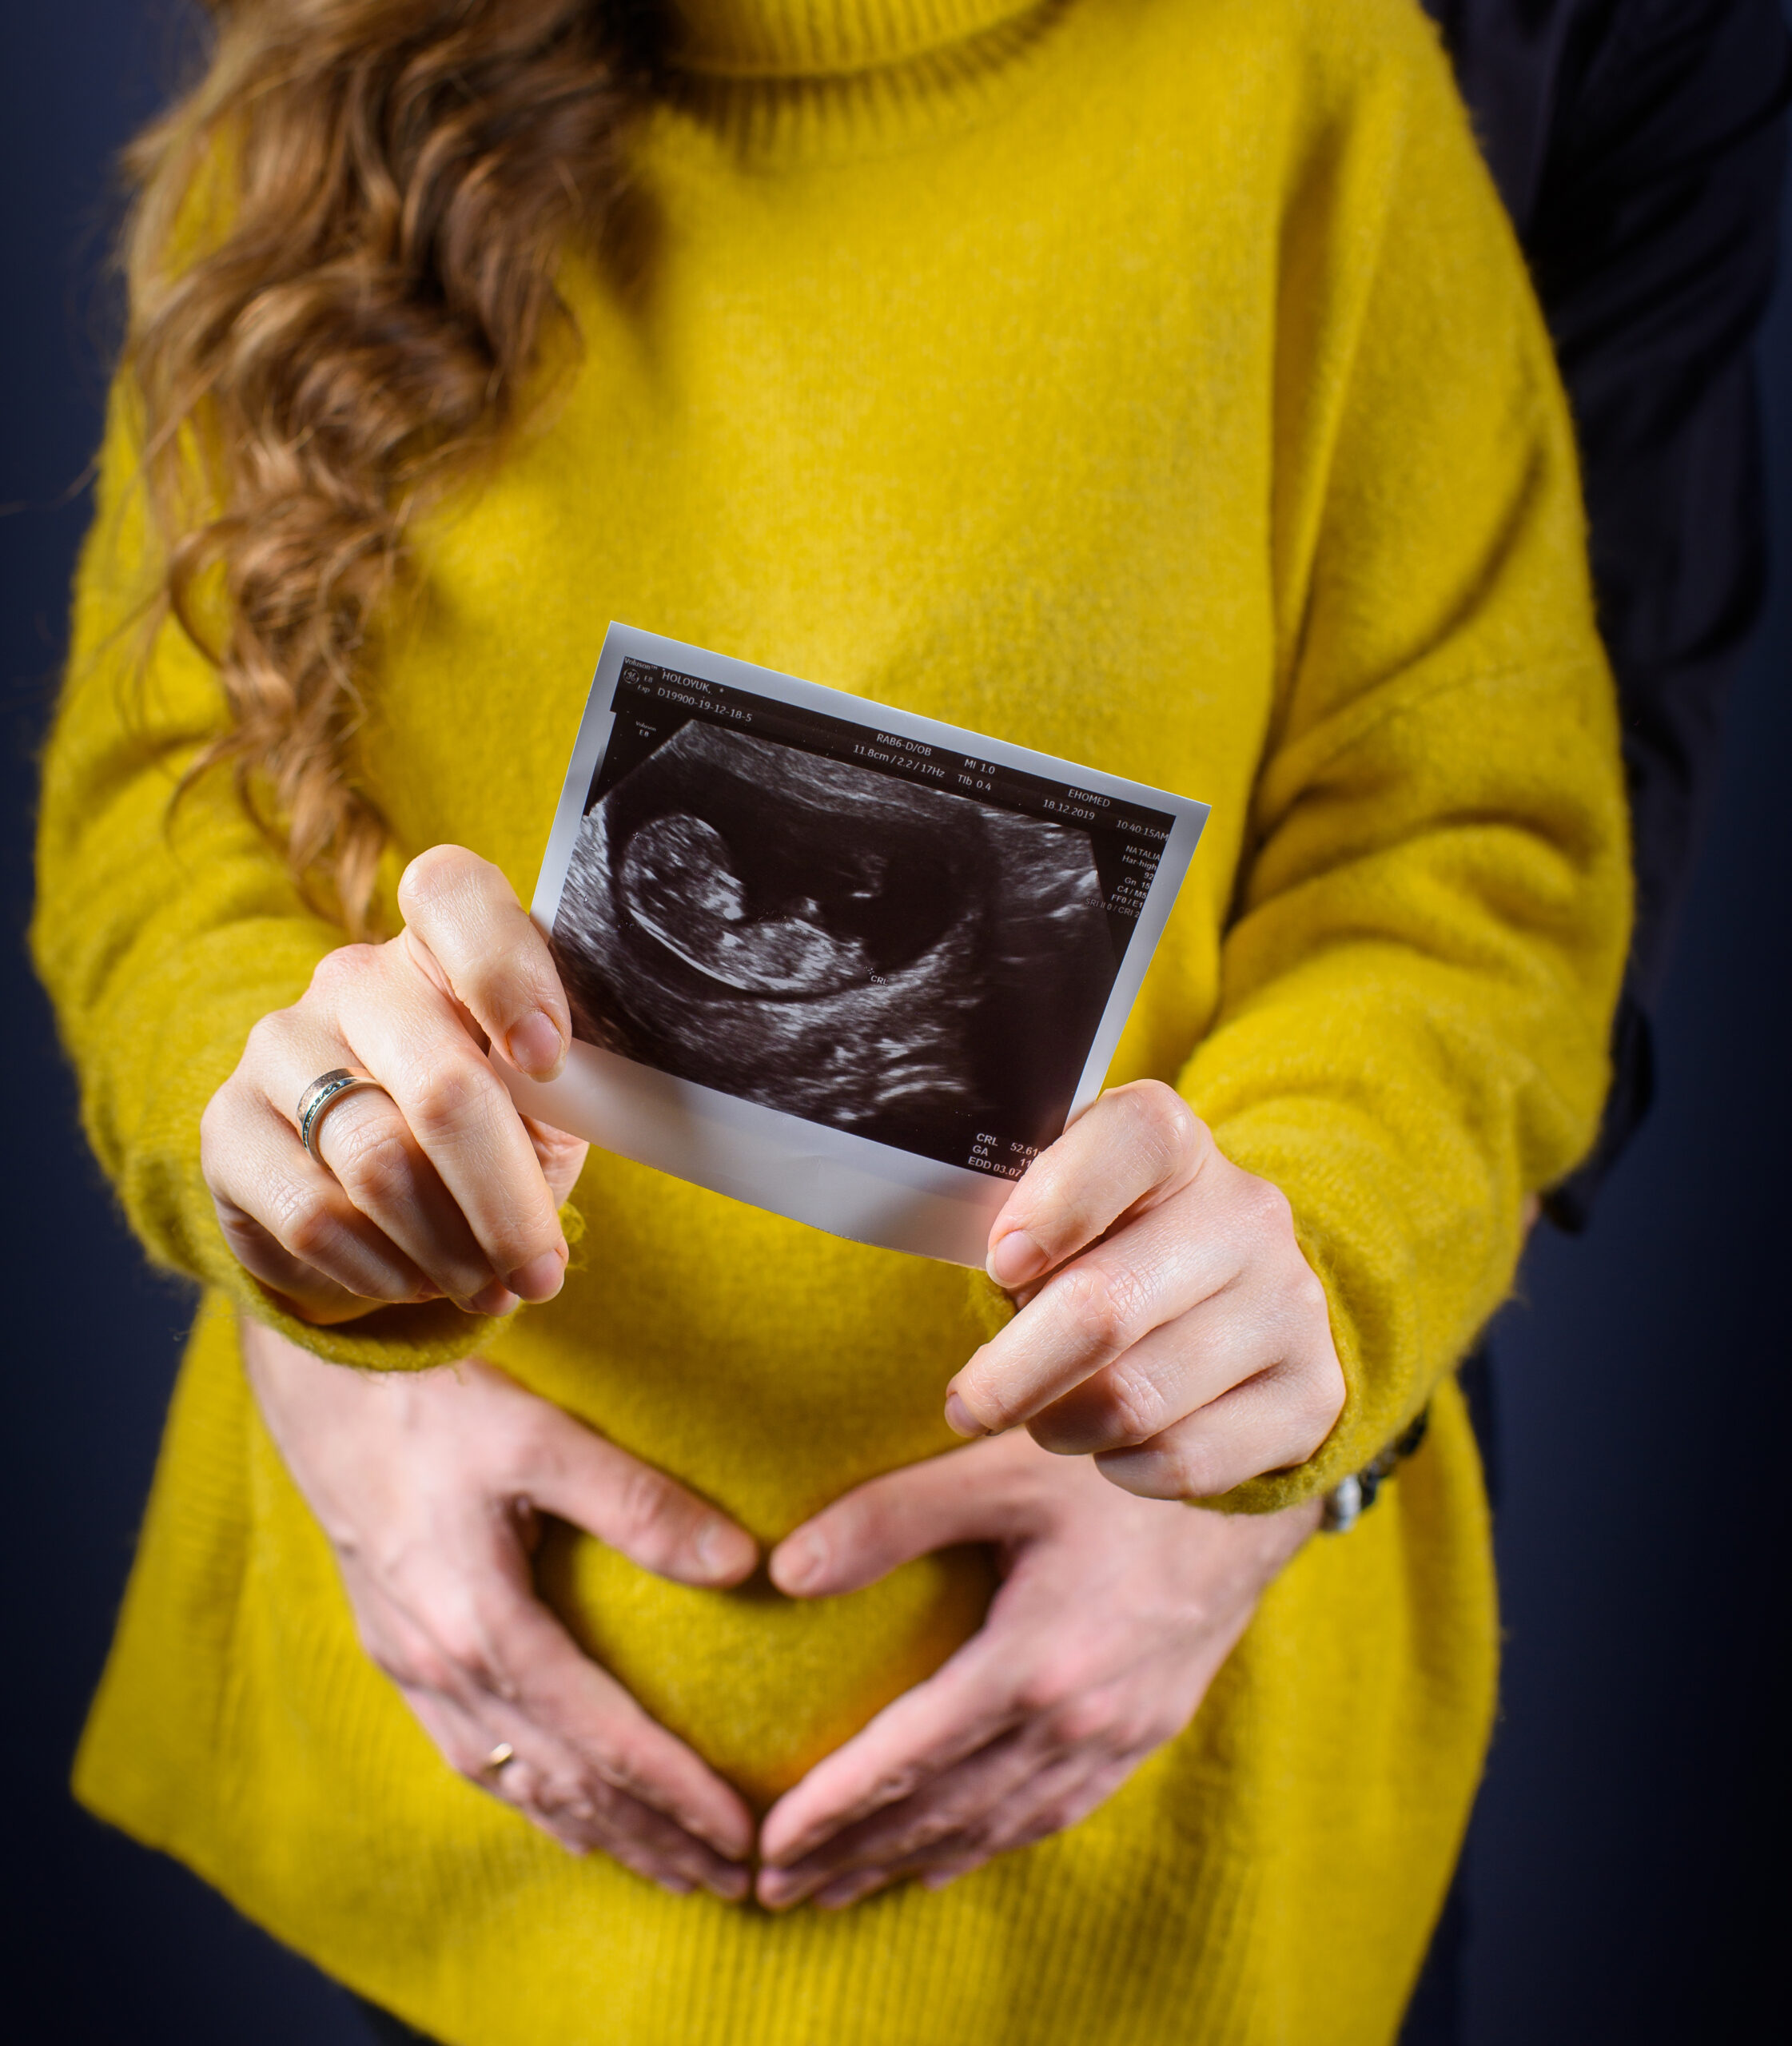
[484,1742,516,1773]
[295,1068,391,1161]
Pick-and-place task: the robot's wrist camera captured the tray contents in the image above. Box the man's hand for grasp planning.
[946,1081,1346,1501]
[241,1320,759,1897]
[755,1428,1320,1909]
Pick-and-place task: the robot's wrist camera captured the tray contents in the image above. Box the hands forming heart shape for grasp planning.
[244,1323,1323,1910]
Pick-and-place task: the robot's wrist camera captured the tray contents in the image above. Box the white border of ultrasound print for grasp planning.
[502,623,1210,1266]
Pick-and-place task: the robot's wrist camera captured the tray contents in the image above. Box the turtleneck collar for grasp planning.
[663,0,1047,78]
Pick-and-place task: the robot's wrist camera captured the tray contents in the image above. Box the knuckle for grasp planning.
[405,1650,458,1696]
[213,1205,264,1256]
[307,942,377,1003]
[866,1762,922,1810]
[1044,1693,1116,1748]
[524,1765,591,1820]
[275,1184,344,1264]
[241,1009,290,1065]
[1119,1081,1202,1179]
[398,844,480,916]
[396,838,496,929]
[1056,1264,1145,1357]
[404,1050,484,1140]
[431,1630,492,1689]
[558,1785,610,1830]
[1175,1442,1230,1499]
[898,1808,963,1853]
[328,1118,416,1211]
[367,1631,448,1695]
[1127,1427,1222,1500]
[1238,1172,1294,1241]
[429,1612,501,1690]
[547,1767,619,1827]
[950,1814,1000,1857]
[1016,1657,1081,1722]
[589,1736,662,1808]
[1093,1361,1170,1445]
[607,1460,686,1561]
[1288,1259,1329,1324]
[1291,1359,1347,1452]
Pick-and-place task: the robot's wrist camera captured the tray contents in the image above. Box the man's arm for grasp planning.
[1428,0,1792,1224]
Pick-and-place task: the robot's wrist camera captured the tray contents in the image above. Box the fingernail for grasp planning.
[506,1010,566,1082]
[656,1874,695,1897]
[988,1228,1046,1288]
[703,1865,751,1903]
[942,1391,988,1439]
[506,1251,566,1303]
[921,1868,962,1892]
[775,1531,826,1595]
[463,1279,520,1317]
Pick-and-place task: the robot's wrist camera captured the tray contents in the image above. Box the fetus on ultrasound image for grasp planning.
[550,719,1117,1170]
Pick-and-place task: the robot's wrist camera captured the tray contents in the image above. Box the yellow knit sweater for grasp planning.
[33,1,1630,2040]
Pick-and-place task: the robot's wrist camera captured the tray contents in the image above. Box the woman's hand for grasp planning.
[946,1081,1346,1501]
[202,846,586,1325]
[755,1429,1320,1909]
[241,1319,759,1897]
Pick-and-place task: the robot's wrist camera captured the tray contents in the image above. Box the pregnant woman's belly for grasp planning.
[492,1165,1009,1807]
[538,1531,995,1808]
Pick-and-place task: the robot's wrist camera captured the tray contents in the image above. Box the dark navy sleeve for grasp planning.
[1423,0,1791,1226]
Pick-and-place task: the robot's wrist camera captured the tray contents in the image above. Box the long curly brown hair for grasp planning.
[123,0,655,932]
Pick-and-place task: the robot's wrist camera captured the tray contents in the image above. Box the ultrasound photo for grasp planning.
[550,718,1118,1171]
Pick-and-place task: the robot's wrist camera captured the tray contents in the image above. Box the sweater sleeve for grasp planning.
[30,383,504,1369]
[1182,33,1632,1511]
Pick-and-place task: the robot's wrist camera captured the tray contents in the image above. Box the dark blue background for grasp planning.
[3,5,1787,2038]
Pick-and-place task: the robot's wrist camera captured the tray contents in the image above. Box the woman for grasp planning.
[32,0,1630,2040]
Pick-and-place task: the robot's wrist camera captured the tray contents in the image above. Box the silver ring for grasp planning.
[295,1068,391,1161]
